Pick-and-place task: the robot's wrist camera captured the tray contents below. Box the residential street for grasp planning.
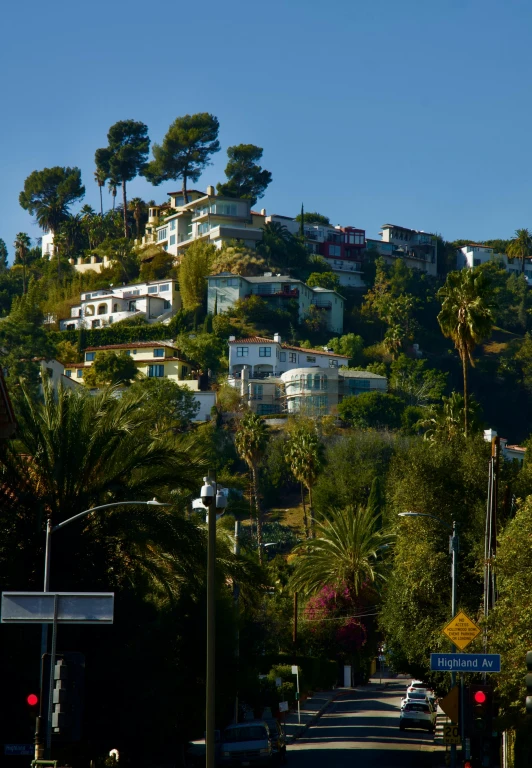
[288,677,444,768]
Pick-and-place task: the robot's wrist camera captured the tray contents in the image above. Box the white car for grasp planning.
[407,680,437,704]
[399,701,436,733]
[400,691,433,710]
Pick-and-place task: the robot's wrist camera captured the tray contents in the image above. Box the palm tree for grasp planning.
[420,392,481,442]
[437,269,494,436]
[13,232,31,294]
[0,380,209,597]
[94,168,107,217]
[507,228,532,274]
[108,180,119,210]
[286,419,323,538]
[290,505,393,597]
[80,205,96,250]
[234,411,269,562]
[128,197,145,239]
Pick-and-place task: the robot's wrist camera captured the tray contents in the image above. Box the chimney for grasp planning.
[229,335,236,342]
[260,208,266,216]
[207,185,215,196]
[274,333,281,343]
[240,366,249,397]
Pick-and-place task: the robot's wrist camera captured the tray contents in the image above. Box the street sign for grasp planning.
[279,702,289,712]
[439,685,459,723]
[430,653,501,672]
[1,592,114,624]
[443,724,461,745]
[4,744,34,756]
[442,611,480,650]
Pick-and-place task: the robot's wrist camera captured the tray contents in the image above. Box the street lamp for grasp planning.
[39,498,170,757]
[201,474,227,768]
[398,511,459,768]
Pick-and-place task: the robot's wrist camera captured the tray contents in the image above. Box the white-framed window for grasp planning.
[148,286,158,294]
[306,356,316,363]
[77,369,83,378]
[170,235,176,245]
[237,347,248,357]
[170,220,176,231]
[148,365,165,378]
[158,228,168,241]
[280,352,286,362]
[159,284,169,292]
[259,347,271,357]
[289,352,297,363]
[65,370,72,377]
[85,352,95,361]
[153,348,165,358]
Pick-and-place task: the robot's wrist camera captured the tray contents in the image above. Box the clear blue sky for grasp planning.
[1,0,531,259]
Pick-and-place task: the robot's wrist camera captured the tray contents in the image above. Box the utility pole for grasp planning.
[449,521,459,768]
[234,520,240,724]
[293,592,298,649]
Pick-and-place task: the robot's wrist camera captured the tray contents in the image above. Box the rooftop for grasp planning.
[227,336,349,358]
[85,341,177,352]
[381,223,436,236]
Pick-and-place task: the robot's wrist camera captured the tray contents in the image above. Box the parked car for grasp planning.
[399,701,436,733]
[263,718,286,764]
[221,721,276,766]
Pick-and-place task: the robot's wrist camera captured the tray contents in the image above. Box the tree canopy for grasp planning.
[216,144,272,207]
[143,113,220,203]
[19,166,85,234]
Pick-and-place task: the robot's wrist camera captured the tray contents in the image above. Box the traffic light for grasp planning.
[469,684,493,736]
[27,693,39,708]
[42,651,85,743]
[525,650,532,714]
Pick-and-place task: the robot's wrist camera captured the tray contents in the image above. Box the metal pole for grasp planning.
[234,520,240,725]
[450,521,458,768]
[296,669,301,725]
[37,518,53,760]
[206,471,216,768]
[46,594,58,757]
[293,593,298,648]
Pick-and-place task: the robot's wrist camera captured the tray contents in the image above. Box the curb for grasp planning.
[285,691,344,744]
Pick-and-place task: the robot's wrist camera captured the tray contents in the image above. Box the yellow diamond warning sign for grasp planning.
[442,611,481,651]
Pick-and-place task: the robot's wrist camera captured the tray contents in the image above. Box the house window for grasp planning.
[163,300,171,309]
[474,258,481,267]
[66,324,75,330]
[170,220,176,231]
[170,235,176,245]
[113,303,118,311]
[306,356,316,363]
[148,286,158,294]
[329,359,339,368]
[329,245,341,257]
[125,350,131,356]
[129,301,136,311]
[148,365,165,378]
[163,244,168,251]
[153,348,164,357]
[91,319,100,328]
[85,352,95,361]
[237,347,248,357]
[158,228,168,241]
[77,369,83,378]
[252,384,263,400]
[159,284,169,292]
[181,366,188,377]
[280,352,286,362]
[289,352,297,363]
[65,370,72,377]
[259,347,272,357]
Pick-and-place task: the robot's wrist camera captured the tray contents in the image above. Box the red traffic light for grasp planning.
[474,690,487,704]
[464,762,472,768]
[26,693,38,707]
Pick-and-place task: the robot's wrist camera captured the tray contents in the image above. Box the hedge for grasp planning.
[259,654,338,691]
[48,324,173,349]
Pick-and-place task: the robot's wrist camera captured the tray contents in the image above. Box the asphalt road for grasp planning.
[288,679,444,768]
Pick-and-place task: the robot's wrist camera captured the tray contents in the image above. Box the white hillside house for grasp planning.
[59,278,181,330]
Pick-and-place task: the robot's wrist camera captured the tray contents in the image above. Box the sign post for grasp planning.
[291,666,300,724]
[1,592,114,759]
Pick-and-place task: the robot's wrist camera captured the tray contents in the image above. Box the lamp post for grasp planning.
[200,474,227,768]
[39,498,169,758]
[398,512,459,768]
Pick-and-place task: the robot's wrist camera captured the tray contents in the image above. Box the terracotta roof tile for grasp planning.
[85,342,176,352]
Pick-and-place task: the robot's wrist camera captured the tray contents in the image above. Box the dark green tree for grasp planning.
[295,211,330,225]
[306,271,340,290]
[126,377,200,431]
[83,351,138,387]
[0,238,8,271]
[95,120,150,237]
[338,391,405,430]
[143,113,220,203]
[216,144,272,206]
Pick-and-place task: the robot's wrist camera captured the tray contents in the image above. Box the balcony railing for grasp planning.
[253,288,299,298]
[311,301,332,310]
